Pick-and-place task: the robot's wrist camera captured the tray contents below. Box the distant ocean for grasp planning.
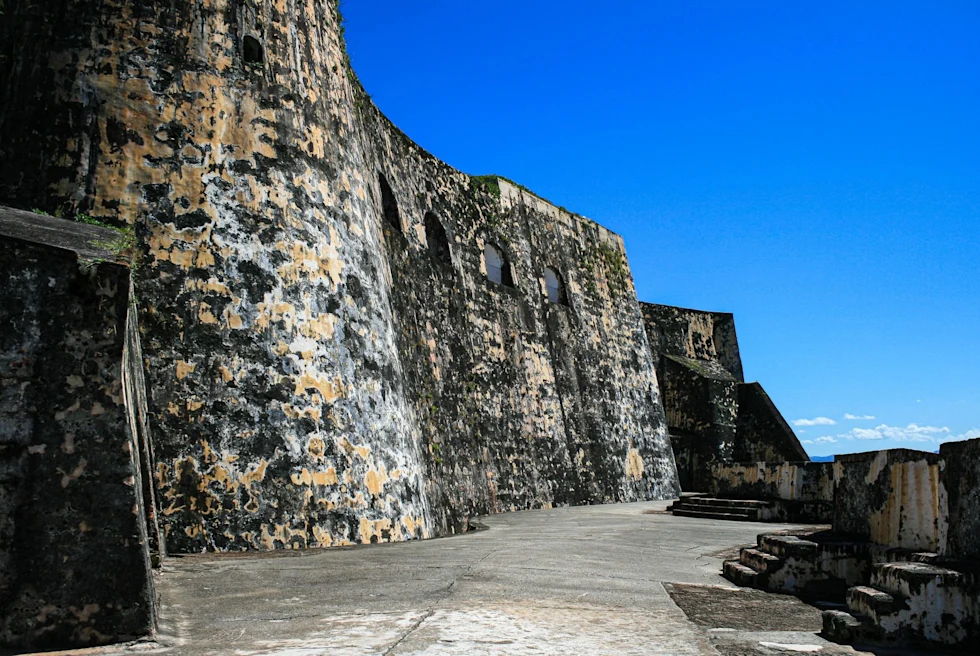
[809,455,835,462]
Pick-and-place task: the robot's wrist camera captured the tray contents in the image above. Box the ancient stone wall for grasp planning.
[641,301,808,490]
[0,0,679,553]
[708,461,833,522]
[709,461,833,503]
[834,449,941,551]
[734,383,808,463]
[0,211,155,649]
[938,437,980,560]
[641,303,743,381]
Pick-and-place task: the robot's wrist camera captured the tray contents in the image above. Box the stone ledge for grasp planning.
[0,205,130,266]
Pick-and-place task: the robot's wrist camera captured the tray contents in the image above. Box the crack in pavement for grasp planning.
[382,610,435,656]
[443,548,499,596]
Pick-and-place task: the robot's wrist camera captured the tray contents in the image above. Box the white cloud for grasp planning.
[939,428,980,444]
[805,421,980,450]
[844,413,875,420]
[792,417,837,427]
[835,423,952,443]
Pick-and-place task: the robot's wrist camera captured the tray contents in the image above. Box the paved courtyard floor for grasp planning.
[24,500,941,655]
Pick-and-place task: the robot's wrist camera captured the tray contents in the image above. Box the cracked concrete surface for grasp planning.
[20,501,937,655]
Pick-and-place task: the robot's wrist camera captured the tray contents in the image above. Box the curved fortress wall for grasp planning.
[0,0,679,553]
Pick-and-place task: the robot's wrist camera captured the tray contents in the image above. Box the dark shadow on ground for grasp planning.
[665,583,956,656]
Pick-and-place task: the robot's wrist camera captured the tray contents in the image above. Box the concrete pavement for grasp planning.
[21,501,933,655]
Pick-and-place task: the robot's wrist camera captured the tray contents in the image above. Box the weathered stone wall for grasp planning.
[641,303,743,381]
[708,461,832,521]
[361,132,680,530]
[938,437,980,560]
[0,215,155,649]
[709,461,833,503]
[834,449,941,551]
[0,0,679,553]
[661,355,736,490]
[641,302,808,490]
[734,383,808,463]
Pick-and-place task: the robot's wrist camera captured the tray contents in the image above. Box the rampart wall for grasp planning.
[0,0,679,555]
[0,210,155,649]
[939,437,980,560]
[834,449,942,551]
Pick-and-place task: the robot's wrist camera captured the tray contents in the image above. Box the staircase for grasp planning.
[723,531,869,598]
[823,558,980,648]
[725,531,980,648]
[668,495,775,522]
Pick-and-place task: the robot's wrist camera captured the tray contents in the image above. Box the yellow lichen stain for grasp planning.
[290,467,339,487]
[293,372,343,402]
[59,458,88,488]
[300,313,338,340]
[274,232,343,289]
[866,451,889,484]
[364,466,389,497]
[240,460,269,487]
[258,523,308,551]
[211,464,235,492]
[201,441,219,465]
[176,360,196,380]
[224,308,245,330]
[282,403,323,422]
[307,436,326,458]
[625,447,645,481]
[70,603,100,623]
[218,366,235,383]
[312,524,334,548]
[255,300,297,332]
[197,302,219,325]
[340,437,371,462]
[358,517,393,544]
[402,515,423,537]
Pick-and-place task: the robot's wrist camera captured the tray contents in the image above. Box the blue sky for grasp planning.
[341,1,979,457]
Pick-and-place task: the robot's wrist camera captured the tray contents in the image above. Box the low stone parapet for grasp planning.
[939,437,980,561]
[707,461,833,522]
[834,449,941,551]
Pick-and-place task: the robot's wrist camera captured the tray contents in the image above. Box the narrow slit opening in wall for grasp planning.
[243,35,264,68]
[425,212,451,262]
[378,173,401,232]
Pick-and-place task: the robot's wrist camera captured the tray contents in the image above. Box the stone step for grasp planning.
[674,502,755,516]
[870,561,972,598]
[681,497,773,509]
[757,533,820,559]
[723,560,760,587]
[822,610,881,644]
[671,508,758,522]
[868,545,940,566]
[846,585,898,621]
[739,547,783,574]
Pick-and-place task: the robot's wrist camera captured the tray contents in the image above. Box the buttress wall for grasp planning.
[0,0,679,552]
